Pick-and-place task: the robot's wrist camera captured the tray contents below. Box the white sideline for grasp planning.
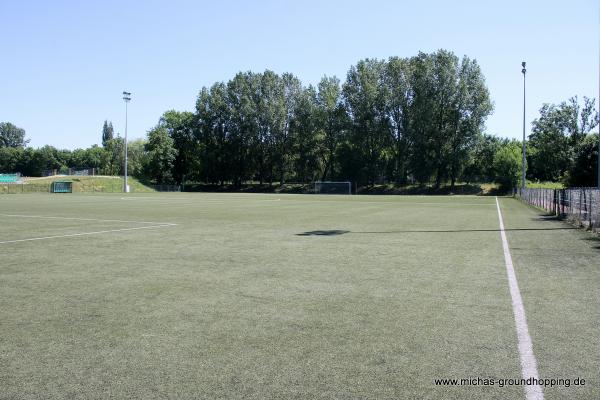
[0,224,175,245]
[495,197,544,400]
[0,213,177,226]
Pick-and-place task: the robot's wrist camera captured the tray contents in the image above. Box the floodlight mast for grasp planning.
[521,62,527,191]
[122,91,131,193]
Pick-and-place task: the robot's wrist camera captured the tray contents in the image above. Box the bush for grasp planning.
[493,142,524,190]
[565,133,598,187]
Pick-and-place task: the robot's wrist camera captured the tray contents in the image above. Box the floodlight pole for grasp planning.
[521,62,527,191]
[122,91,131,193]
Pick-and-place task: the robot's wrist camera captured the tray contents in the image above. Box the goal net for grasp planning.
[69,167,97,176]
[314,181,351,195]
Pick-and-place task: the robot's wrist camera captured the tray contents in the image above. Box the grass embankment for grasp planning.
[358,182,502,195]
[185,182,504,195]
[22,176,155,193]
[526,181,565,189]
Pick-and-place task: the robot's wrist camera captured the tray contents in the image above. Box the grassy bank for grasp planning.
[183,182,504,195]
[20,176,156,193]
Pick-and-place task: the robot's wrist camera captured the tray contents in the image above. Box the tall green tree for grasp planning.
[0,147,24,172]
[383,57,412,183]
[159,110,196,184]
[102,120,114,147]
[196,83,233,184]
[405,51,492,187]
[0,122,29,148]
[227,72,260,187]
[292,85,320,182]
[528,96,598,182]
[565,133,599,187]
[276,72,302,184]
[415,50,459,188]
[71,145,105,169]
[145,126,176,184]
[343,59,390,185]
[316,76,348,181]
[493,141,524,190]
[446,57,493,188]
[463,133,506,183]
[101,138,124,175]
[126,139,148,179]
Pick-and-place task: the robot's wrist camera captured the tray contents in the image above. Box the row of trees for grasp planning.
[0,139,150,178]
[0,119,147,177]
[142,50,494,188]
[2,50,598,189]
[527,96,598,186]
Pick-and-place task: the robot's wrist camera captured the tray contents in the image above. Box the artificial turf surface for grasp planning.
[0,193,598,399]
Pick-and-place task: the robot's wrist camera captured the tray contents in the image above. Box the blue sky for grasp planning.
[1,0,597,149]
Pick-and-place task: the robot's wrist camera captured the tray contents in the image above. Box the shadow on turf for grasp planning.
[296,230,350,236]
[581,236,600,250]
[533,215,600,250]
[296,227,577,236]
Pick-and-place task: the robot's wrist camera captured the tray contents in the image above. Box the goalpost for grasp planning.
[314,181,352,195]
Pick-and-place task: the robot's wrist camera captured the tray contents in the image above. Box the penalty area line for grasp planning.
[495,197,544,400]
[0,224,175,245]
[0,213,177,226]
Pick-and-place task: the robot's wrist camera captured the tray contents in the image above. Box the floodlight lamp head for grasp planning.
[521,61,526,75]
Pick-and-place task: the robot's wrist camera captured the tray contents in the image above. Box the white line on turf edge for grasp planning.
[0,214,177,226]
[0,224,175,245]
[495,197,544,400]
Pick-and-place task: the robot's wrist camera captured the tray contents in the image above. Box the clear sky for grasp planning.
[1,0,597,149]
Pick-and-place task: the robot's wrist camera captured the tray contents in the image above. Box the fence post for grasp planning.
[591,190,595,230]
[579,189,583,224]
[588,189,592,229]
[559,190,563,216]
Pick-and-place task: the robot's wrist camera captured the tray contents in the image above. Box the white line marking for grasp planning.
[0,224,175,245]
[270,200,495,206]
[495,197,544,400]
[0,213,177,226]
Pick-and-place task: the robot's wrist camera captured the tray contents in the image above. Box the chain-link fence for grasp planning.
[518,187,600,232]
[149,184,181,192]
[1,183,181,194]
[1,184,51,194]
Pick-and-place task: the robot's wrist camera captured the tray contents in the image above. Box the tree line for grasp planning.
[1,50,598,189]
[149,50,496,188]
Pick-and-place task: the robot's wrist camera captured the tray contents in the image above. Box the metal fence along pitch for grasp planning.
[1,183,181,194]
[518,187,600,232]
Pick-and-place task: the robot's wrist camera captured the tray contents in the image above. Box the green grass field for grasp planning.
[0,193,598,399]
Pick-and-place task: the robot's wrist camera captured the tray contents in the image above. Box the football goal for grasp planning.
[314,181,352,195]
[51,181,73,193]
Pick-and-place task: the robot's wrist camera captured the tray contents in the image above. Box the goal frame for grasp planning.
[314,181,352,195]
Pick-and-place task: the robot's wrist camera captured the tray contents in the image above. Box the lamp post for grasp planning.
[122,91,131,193]
[521,62,527,190]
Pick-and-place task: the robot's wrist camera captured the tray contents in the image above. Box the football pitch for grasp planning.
[1,193,598,399]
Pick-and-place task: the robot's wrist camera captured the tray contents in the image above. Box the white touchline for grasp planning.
[495,197,544,400]
[0,214,177,226]
[0,224,175,245]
